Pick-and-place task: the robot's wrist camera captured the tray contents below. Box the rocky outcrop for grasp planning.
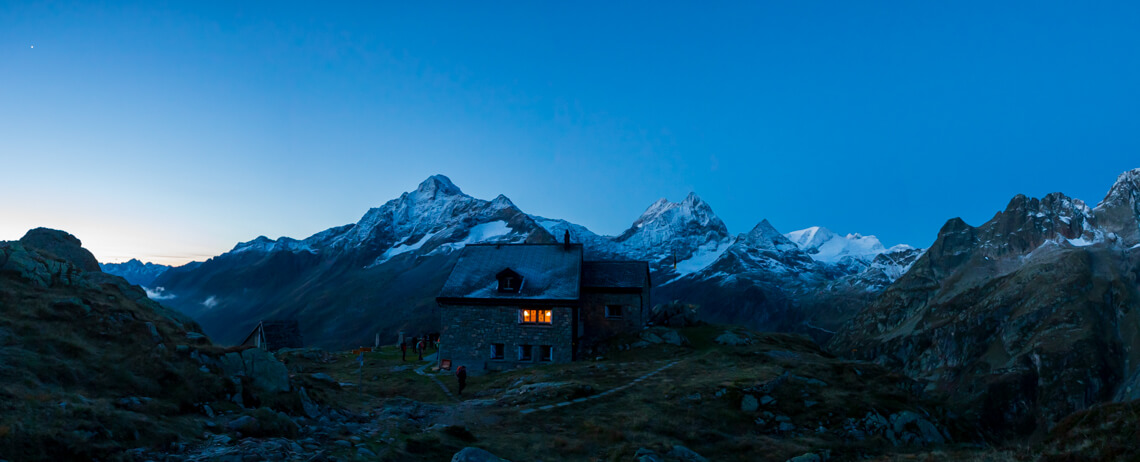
[218,348,291,393]
[451,447,511,462]
[19,227,102,272]
[831,177,1140,440]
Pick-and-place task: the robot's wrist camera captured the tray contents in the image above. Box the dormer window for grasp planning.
[496,268,523,293]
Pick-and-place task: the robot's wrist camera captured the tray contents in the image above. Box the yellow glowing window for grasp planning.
[520,309,552,324]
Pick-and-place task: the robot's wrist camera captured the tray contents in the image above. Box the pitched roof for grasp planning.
[242,320,303,351]
[582,260,650,289]
[438,244,582,301]
[261,320,303,350]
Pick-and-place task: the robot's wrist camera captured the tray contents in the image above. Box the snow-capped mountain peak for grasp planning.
[784,226,838,251]
[413,174,464,199]
[742,220,799,251]
[784,226,888,264]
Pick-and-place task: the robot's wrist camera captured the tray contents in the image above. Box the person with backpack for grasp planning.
[456,365,467,396]
[400,340,408,361]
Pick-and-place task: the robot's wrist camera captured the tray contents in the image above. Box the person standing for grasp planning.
[417,338,425,360]
[400,341,407,361]
[456,365,467,396]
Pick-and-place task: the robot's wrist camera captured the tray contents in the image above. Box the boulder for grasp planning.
[225,415,258,433]
[634,448,663,462]
[639,327,689,346]
[740,394,759,412]
[19,228,101,272]
[451,447,511,462]
[714,331,752,346]
[666,445,708,462]
[220,349,290,393]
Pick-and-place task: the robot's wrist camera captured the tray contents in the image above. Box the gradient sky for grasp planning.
[3,2,1139,265]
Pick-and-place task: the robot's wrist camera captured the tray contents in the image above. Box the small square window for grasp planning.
[605,305,623,319]
[518,344,533,361]
[490,343,504,360]
[539,345,553,362]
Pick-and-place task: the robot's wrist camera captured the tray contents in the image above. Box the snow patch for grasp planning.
[674,239,731,276]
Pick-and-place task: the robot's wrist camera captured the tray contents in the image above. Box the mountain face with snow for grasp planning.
[532,197,920,340]
[150,174,914,349]
[830,168,1140,440]
[151,176,554,349]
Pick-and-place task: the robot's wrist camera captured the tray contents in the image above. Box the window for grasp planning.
[518,344,533,361]
[605,305,623,319]
[539,345,553,362]
[520,309,553,324]
[496,268,522,293]
[490,343,505,360]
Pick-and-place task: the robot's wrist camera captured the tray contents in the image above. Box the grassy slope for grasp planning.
[284,325,1015,461]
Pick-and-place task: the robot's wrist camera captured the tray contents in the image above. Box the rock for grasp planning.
[778,422,796,432]
[451,446,511,462]
[639,327,689,346]
[634,447,664,462]
[186,332,207,340]
[220,349,290,393]
[786,453,823,462]
[740,394,759,412]
[299,387,321,418]
[358,447,377,457]
[760,395,775,405]
[225,415,258,433]
[714,331,752,346]
[682,392,701,403]
[310,373,336,384]
[203,404,215,418]
[145,322,161,343]
[333,440,352,448]
[889,411,946,445]
[19,228,101,272]
[666,445,708,462]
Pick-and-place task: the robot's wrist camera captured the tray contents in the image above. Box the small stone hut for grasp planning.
[436,242,649,373]
[241,320,304,352]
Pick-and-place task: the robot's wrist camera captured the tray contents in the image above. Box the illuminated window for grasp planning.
[490,343,504,360]
[520,309,552,324]
[518,344,533,361]
[539,345,553,362]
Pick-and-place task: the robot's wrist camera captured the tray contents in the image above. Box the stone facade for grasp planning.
[578,289,648,350]
[440,304,574,374]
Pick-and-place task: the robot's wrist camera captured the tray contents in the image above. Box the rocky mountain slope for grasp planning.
[136,175,916,349]
[0,228,302,460]
[148,176,556,349]
[830,168,1140,440]
[100,258,172,287]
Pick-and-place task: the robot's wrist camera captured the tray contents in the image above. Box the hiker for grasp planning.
[456,365,467,396]
[417,338,425,360]
[400,341,407,361]
[411,336,419,354]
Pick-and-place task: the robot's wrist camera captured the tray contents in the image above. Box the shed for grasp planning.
[241,320,303,351]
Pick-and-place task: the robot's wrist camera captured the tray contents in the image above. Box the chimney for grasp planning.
[563,230,571,249]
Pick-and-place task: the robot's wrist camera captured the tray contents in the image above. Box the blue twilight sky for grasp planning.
[2,2,1139,265]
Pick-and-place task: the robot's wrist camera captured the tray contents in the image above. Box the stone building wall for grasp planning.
[440,304,574,374]
[579,290,647,350]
